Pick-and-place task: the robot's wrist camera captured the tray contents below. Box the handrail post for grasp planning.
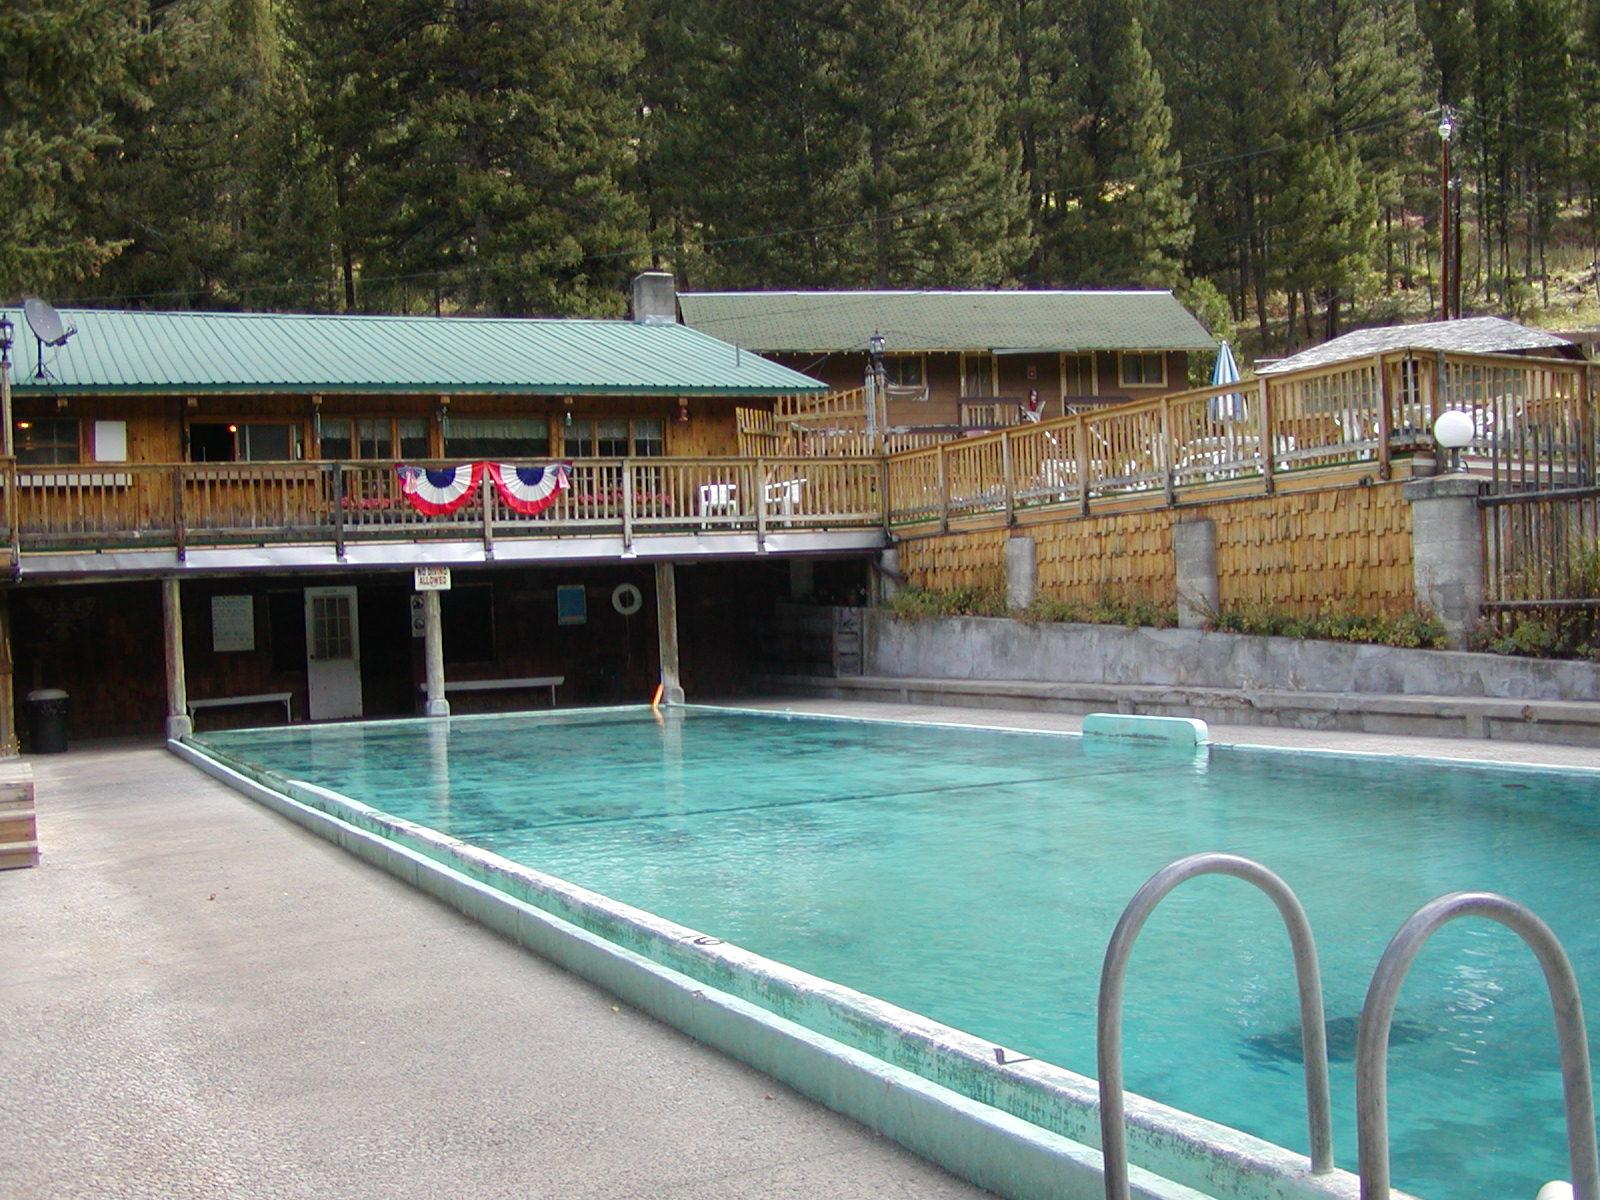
[5,458,18,577]
[1098,853,1333,1200]
[1356,892,1599,1200]
[1000,430,1015,525]
[330,463,346,562]
[1159,396,1176,504]
[1076,413,1091,516]
[621,459,635,553]
[172,465,187,563]
[755,456,769,548]
[1375,354,1393,480]
[936,444,949,533]
[1258,378,1276,495]
[880,456,892,534]
[480,467,495,560]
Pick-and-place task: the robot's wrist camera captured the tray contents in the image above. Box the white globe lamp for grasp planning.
[1432,409,1474,471]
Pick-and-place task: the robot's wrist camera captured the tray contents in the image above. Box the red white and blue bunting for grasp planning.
[487,461,571,515]
[395,462,484,516]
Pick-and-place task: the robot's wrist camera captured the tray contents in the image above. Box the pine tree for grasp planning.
[0,0,147,297]
[73,0,336,310]
[1044,2,1191,287]
[836,0,1031,286]
[299,0,649,316]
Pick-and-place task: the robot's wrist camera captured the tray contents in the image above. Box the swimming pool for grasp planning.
[194,707,1600,1200]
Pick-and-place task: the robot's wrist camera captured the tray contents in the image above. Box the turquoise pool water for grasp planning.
[199,707,1600,1200]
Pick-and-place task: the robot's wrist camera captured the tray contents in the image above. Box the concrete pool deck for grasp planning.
[0,740,989,1200]
[3,706,1596,1200]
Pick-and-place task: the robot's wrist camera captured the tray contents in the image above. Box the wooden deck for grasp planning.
[887,350,1597,530]
[0,456,889,572]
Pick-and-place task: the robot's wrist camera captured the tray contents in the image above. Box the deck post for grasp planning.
[0,590,16,756]
[162,576,193,740]
[654,561,685,705]
[422,589,449,717]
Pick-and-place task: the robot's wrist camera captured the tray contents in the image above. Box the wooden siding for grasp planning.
[897,478,1416,618]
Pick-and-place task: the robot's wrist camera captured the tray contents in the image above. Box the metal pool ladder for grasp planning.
[1355,891,1600,1200]
[1096,852,1335,1200]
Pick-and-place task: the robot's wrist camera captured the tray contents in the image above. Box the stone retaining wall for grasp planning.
[862,611,1600,701]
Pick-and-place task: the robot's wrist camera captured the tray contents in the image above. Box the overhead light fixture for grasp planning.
[1437,108,1455,143]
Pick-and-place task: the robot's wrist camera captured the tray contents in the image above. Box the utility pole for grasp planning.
[1438,107,1455,321]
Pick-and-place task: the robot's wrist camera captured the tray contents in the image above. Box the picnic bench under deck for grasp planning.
[187,692,295,727]
[418,676,565,711]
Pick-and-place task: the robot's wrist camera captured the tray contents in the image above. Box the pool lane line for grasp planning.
[215,761,1161,838]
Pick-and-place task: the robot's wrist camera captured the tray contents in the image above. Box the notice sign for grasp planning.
[414,566,452,592]
[211,595,255,653]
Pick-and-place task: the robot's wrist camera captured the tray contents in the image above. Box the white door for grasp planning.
[304,586,363,720]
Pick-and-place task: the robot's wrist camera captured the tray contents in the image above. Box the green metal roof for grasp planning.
[1,307,825,397]
[678,290,1216,354]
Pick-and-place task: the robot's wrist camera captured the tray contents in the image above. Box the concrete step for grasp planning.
[754,673,1600,747]
[0,839,40,870]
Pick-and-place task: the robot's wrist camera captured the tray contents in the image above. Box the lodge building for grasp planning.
[0,274,887,744]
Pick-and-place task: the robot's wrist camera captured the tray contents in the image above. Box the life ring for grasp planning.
[611,582,643,616]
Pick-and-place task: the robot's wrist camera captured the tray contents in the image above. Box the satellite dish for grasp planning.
[21,297,75,382]
[23,298,73,347]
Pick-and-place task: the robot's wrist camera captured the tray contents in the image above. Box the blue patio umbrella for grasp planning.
[1208,340,1245,421]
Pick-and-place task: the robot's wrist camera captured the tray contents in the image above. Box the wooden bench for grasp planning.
[419,676,565,707]
[188,692,295,725]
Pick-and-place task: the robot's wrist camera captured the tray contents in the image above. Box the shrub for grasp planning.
[884,585,1008,621]
[1207,602,1449,649]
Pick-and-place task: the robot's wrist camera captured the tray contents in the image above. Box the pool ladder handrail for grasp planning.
[1355,891,1600,1200]
[1097,852,1334,1200]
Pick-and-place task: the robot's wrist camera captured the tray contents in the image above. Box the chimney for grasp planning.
[631,271,678,324]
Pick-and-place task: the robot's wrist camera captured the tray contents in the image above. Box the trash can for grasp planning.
[26,688,69,754]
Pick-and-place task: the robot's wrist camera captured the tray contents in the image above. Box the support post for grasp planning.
[162,576,192,740]
[654,561,685,704]
[1403,474,1484,647]
[422,589,449,717]
[0,590,16,756]
[1173,519,1220,630]
[1000,430,1015,525]
[1258,378,1276,496]
[1374,354,1393,481]
[1004,535,1036,610]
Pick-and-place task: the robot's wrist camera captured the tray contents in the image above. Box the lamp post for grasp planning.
[1438,107,1455,321]
[1433,409,1474,472]
[867,330,887,446]
[0,313,13,458]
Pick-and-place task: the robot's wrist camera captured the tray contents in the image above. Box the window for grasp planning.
[1119,352,1166,388]
[320,416,429,460]
[444,417,549,459]
[567,417,664,457]
[885,356,925,388]
[14,418,80,465]
[188,422,303,462]
[1062,353,1095,398]
[961,353,994,397]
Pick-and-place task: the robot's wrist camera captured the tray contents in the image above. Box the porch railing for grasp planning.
[886,351,1596,527]
[0,456,887,560]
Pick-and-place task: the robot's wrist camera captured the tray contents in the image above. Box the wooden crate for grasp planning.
[0,766,38,870]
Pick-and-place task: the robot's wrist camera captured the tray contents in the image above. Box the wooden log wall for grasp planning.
[897,478,1416,617]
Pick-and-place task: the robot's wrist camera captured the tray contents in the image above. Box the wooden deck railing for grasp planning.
[886,351,1596,527]
[0,456,888,560]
